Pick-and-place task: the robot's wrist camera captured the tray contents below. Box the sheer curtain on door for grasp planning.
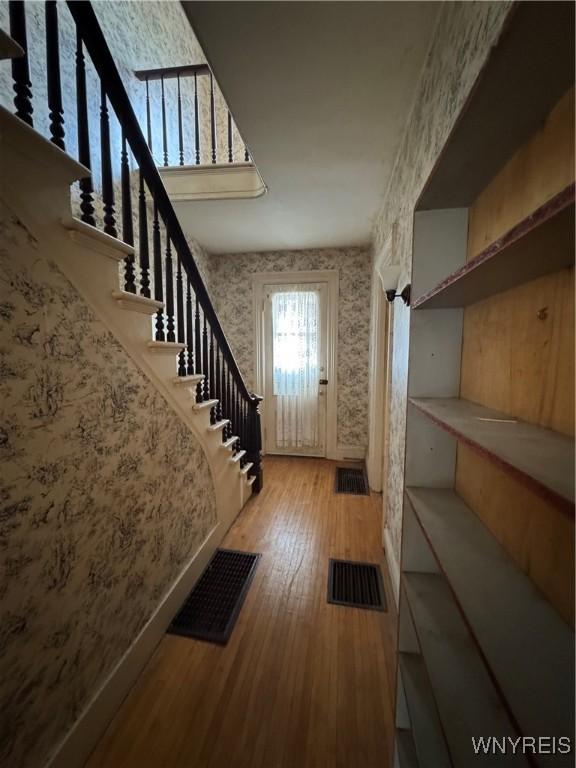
[271,287,320,449]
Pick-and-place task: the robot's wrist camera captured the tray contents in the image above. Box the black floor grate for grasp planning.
[168,548,261,645]
[335,466,369,495]
[327,558,386,611]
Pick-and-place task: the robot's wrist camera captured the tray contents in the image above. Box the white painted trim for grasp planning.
[252,270,339,460]
[46,521,224,768]
[334,445,366,461]
[159,162,267,201]
[383,525,400,608]
[366,271,387,491]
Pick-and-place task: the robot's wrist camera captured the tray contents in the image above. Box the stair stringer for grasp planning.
[0,107,254,536]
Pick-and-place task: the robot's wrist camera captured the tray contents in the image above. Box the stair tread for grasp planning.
[147,340,186,351]
[62,216,134,259]
[230,450,246,463]
[112,290,163,314]
[193,399,219,411]
[240,462,254,475]
[223,436,239,449]
[173,375,204,385]
[207,420,229,432]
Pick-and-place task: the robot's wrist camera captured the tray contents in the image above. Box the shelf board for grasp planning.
[416,2,574,210]
[402,572,530,767]
[413,186,574,309]
[409,397,575,512]
[406,487,575,750]
[398,653,451,768]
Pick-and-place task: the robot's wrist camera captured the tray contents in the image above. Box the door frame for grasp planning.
[253,270,339,460]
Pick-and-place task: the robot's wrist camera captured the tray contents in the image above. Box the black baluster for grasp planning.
[145,77,152,150]
[227,110,233,163]
[215,347,222,422]
[121,132,136,292]
[195,296,203,402]
[202,314,209,401]
[226,368,233,440]
[165,238,175,342]
[194,72,200,165]
[45,1,64,149]
[161,75,168,166]
[138,172,150,297]
[186,279,194,375]
[209,329,215,400]
[209,329,216,423]
[209,72,216,164]
[100,84,117,237]
[75,31,95,225]
[153,206,165,341]
[221,356,228,442]
[244,145,250,162]
[177,74,184,166]
[176,255,186,376]
[9,1,33,126]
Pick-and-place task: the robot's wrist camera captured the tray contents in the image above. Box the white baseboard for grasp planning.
[383,525,400,608]
[46,522,223,768]
[331,445,366,461]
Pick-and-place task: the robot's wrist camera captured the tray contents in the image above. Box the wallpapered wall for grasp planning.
[371,1,514,572]
[0,203,217,768]
[205,248,372,450]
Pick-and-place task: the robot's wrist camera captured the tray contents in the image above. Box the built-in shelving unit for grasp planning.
[393,4,575,767]
[413,186,574,310]
[409,397,574,510]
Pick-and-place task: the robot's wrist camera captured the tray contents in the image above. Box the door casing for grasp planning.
[253,270,339,460]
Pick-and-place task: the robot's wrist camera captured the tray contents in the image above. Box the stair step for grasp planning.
[0,29,24,60]
[207,419,229,433]
[62,216,134,262]
[246,475,256,487]
[229,450,246,464]
[147,340,186,353]
[222,436,239,450]
[173,374,204,386]
[112,290,163,315]
[240,462,254,476]
[193,399,218,412]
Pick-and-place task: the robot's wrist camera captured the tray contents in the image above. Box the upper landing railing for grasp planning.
[135,64,251,168]
[5,0,263,490]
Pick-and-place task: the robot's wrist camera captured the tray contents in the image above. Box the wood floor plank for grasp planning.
[84,457,397,768]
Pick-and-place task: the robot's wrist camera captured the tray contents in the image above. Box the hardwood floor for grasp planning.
[85,457,397,768]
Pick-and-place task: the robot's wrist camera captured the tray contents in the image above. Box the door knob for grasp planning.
[319,378,328,385]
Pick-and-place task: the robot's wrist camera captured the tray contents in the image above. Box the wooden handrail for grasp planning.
[66,1,259,406]
[135,64,211,81]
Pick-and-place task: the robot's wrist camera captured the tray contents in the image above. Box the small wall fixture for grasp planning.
[385,284,411,306]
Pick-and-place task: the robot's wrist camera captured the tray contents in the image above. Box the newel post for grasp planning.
[246,397,263,492]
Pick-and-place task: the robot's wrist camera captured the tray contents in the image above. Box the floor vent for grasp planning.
[335,466,369,495]
[327,558,386,611]
[168,548,261,645]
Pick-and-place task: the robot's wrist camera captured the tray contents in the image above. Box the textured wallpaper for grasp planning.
[0,204,217,768]
[206,247,372,450]
[371,1,514,569]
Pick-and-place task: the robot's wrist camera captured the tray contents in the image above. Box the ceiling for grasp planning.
[180,1,439,254]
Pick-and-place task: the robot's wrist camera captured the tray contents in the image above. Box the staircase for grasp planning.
[1,1,263,529]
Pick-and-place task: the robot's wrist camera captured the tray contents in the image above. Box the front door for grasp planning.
[263,283,328,456]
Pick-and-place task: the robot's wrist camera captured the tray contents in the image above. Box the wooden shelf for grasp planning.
[402,572,530,767]
[413,186,574,309]
[398,653,450,768]
[406,487,575,745]
[409,397,575,511]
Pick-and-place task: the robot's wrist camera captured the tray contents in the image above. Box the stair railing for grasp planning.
[134,64,251,167]
[7,0,263,491]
